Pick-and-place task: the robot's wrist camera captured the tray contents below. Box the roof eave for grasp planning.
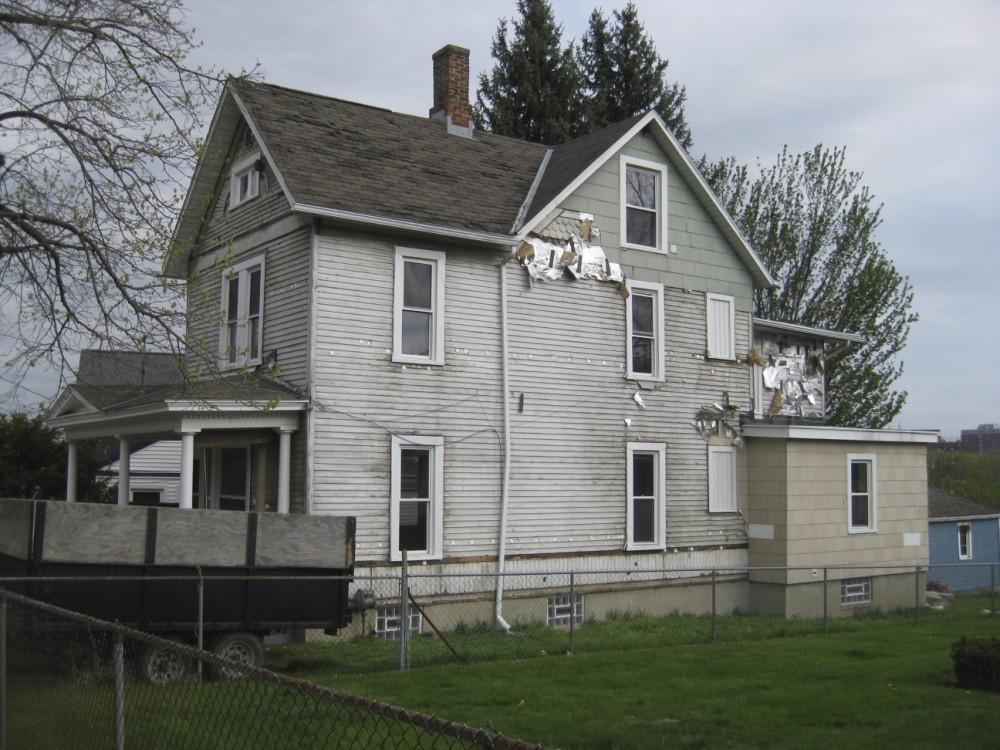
[753,317,865,344]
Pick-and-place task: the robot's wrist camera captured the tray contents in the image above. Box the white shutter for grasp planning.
[706,294,735,360]
[708,446,737,513]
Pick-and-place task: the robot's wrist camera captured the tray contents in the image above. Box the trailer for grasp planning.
[0,497,356,682]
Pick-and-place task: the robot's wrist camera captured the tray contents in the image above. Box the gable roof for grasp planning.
[168,80,774,288]
[928,487,999,520]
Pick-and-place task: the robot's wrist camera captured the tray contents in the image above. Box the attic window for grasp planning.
[229,151,261,209]
[242,127,256,149]
[620,156,666,251]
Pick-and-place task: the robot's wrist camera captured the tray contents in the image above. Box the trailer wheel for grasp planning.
[137,639,192,684]
[207,632,264,680]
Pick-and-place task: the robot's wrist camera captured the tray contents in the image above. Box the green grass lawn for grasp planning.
[278,594,1000,749]
[6,595,1000,749]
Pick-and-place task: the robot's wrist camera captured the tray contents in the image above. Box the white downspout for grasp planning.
[495,255,514,632]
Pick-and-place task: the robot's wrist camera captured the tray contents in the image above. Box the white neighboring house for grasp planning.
[98,440,182,507]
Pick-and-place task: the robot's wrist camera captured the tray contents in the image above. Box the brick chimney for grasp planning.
[430,45,474,137]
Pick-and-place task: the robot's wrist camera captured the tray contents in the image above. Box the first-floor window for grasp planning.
[708,445,738,513]
[958,523,973,560]
[841,577,872,605]
[391,435,444,561]
[848,454,877,533]
[627,443,666,550]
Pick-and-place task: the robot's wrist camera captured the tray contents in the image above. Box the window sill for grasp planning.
[392,355,444,367]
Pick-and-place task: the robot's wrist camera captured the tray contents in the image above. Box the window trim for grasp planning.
[229,151,261,209]
[390,435,444,562]
[620,156,667,252]
[392,247,446,365]
[958,522,973,560]
[219,255,264,369]
[625,280,665,381]
[708,445,738,513]
[626,442,666,551]
[706,293,736,361]
[847,453,877,534]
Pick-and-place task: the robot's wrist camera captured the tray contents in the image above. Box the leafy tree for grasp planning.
[474,0,581,145]
[0,411,109,500]
[929,448,1000,509]
[578,3,691,148]
[0,0,219,406]
[704,146,917,428]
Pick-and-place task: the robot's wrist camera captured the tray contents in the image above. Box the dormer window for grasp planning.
[229,152,261,209]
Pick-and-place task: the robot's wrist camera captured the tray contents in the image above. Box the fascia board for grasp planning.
[295,203,517,248]
[754,317,865,344]
[742,424,940,444]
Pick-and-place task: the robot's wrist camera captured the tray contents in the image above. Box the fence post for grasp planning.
[711,570,717,644]
[992,565,996,617]
[914,565,920,625]
[197,570,205,682]
[1,593,7,750]
[113,633,125,750]
[823,568,829,634]
[568,572,576,656]
[399,550,409,671]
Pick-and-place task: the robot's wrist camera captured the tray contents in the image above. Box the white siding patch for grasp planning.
[903,532,921,547]
[748,524,775,540]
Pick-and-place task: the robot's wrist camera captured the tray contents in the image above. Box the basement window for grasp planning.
[547,594,584,628]
[840,577,872,605]
[375,605,422,640]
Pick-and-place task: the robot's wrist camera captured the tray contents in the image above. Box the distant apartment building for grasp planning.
[960,424,1000,453]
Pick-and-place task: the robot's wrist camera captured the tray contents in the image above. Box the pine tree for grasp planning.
[474,0,582,144]
[579,3,692,148]
[704,146,917,429]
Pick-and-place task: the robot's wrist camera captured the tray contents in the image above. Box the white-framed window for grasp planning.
[627,442,666,550]
[706,293,735,360]
[620,156,666,251]
[547,594,584,628]
[848,454,877,533]
[229,151,261,209]
[841,577,872,605]
[626,280,665,381]
[390,435,444,562]
[220,256,264,368]
[708,445,738,513]
[393,247,446,365]
[375,605,422,640]
[958,522,973,560]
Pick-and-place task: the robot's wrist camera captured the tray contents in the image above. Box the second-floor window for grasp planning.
[393,247,446,365]
[706,293,735,360]
[626,281,664,381]
[221,257,264,367]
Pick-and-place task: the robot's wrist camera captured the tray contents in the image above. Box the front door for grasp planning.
[197,447,254,511]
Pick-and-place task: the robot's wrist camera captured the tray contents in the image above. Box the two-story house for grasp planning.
[48,45,937,628]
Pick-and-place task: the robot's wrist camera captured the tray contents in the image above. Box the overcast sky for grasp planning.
[9,0,998,440]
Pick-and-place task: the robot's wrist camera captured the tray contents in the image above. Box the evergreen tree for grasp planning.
[474,0,581,144]
[579,3,692,148]
[704,146,917,429]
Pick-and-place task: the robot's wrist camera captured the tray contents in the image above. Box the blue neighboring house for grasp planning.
[927,487,1000,592]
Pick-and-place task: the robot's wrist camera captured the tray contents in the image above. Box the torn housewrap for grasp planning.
[517,237,624,284]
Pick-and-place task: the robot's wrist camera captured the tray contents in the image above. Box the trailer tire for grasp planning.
[207,632,264,680]
[137,639,192,684]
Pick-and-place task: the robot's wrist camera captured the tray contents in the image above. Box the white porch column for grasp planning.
[65,441,78,503]
[179,431,197,510]
[117,437,131,506]
[277,428,293,515]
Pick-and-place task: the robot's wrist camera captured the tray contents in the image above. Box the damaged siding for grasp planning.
[309,230,506,562]
[753,331,827,420]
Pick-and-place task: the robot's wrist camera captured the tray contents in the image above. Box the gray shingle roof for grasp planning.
[232,80,549,236]
[928,487,998,519]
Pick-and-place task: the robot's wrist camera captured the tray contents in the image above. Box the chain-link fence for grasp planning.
[3,562,997,746]
[0,589,544,750]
